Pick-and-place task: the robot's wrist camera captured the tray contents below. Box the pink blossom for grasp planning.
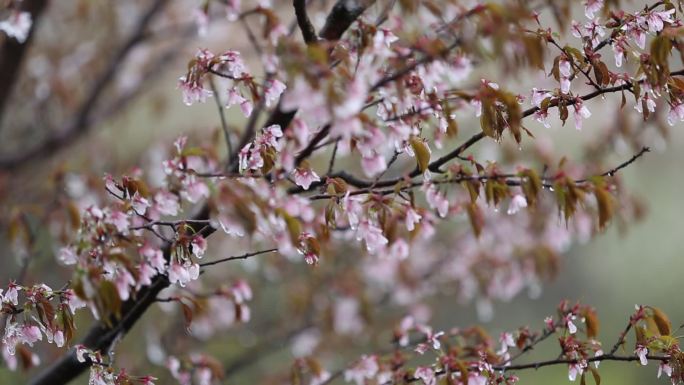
[240,99,253,117]
[178,76,212,106]
[530,88,552,107]
[154,191,180,216]
[293,167,321,190]
[361,153,387,177]
[414,366,436,385]
[344,355,379,385]
[583,0,604,19]
[190,235,207,258]
[334,78,367,120]
[105,210,129,234]
[2,344,17,370]
[425,184,449,218]
[58,246,78,265]
[3,282,20,306]
[397,316,415,347]
[0,11,32,43]
[471,98,483,117]
[658,362,673,378]
[498,332,516,354]
[181,179,210,203]
[635,345,648,365]
[103,173,119,193]
[481,78,499,90]
[389,239,409,260]
[131,193,150,214]
[75,345,89,363]
[667,102,684,126]
[238,143,263,173]
[137,262,156,288]
[341,192,363,229]
[139,376,158,385]
[264,79,286,107]
[22,324,43,346]
[571,20,583,39]
[559,59,572,94]
[624,22,646,49]
[52,330,65,348]
[217,50,245,78]
[193,8,209,37]
[634,94,656,114]
[226,0,241,21]
[646,9,675,33]
[544,316,555,330]
[507,194,528,215]
[141,242,166,273]
[232,280,252,303]
[568,362,583,381]
[405,207,422,231]
[373,28,399,49]
[357,220,389,254]
[573,101,591,130]
[468,373,488,385]
[226,87,246,107]
[112,266,135,301]
[217,215,246,237]
[534,110,551,128]
[260,124,283,149]
[594,349,603,368]
[64,289,87,313]
[333,297,364,335]
[168,261,200,287]
[236,303,251,323]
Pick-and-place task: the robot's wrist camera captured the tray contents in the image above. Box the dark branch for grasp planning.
[0,0,48,125]
[0,0,170,171]
[319,0,375,40]
[28,205,215,385]
[254,0,375,142]
[293,0,318,43]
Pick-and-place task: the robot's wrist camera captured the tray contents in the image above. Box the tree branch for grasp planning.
[293,0,318,43]
[0,0,170,171]
[27,2,373,383]
[199,248,278,267]
[0,0,48,125]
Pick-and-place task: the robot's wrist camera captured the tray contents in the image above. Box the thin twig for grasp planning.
[200,248,278,267]
[209,77,234,160]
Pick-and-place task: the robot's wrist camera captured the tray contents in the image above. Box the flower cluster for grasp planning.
[1,283,85,371]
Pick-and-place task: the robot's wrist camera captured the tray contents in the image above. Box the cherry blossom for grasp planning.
[559,58,572,94]
[168,261,200,287]
[344,355,379,385]
[583,0,604,20]
[667,102,684,126]
[645,9,675,33]
[178,76,213,106]
[635,345,648,366]
[293,167,320,190]
[658,362,673,378]
[0,11,32,43]
[573,100,591,130]
[507,194,528,215]
[414,366,436,385]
